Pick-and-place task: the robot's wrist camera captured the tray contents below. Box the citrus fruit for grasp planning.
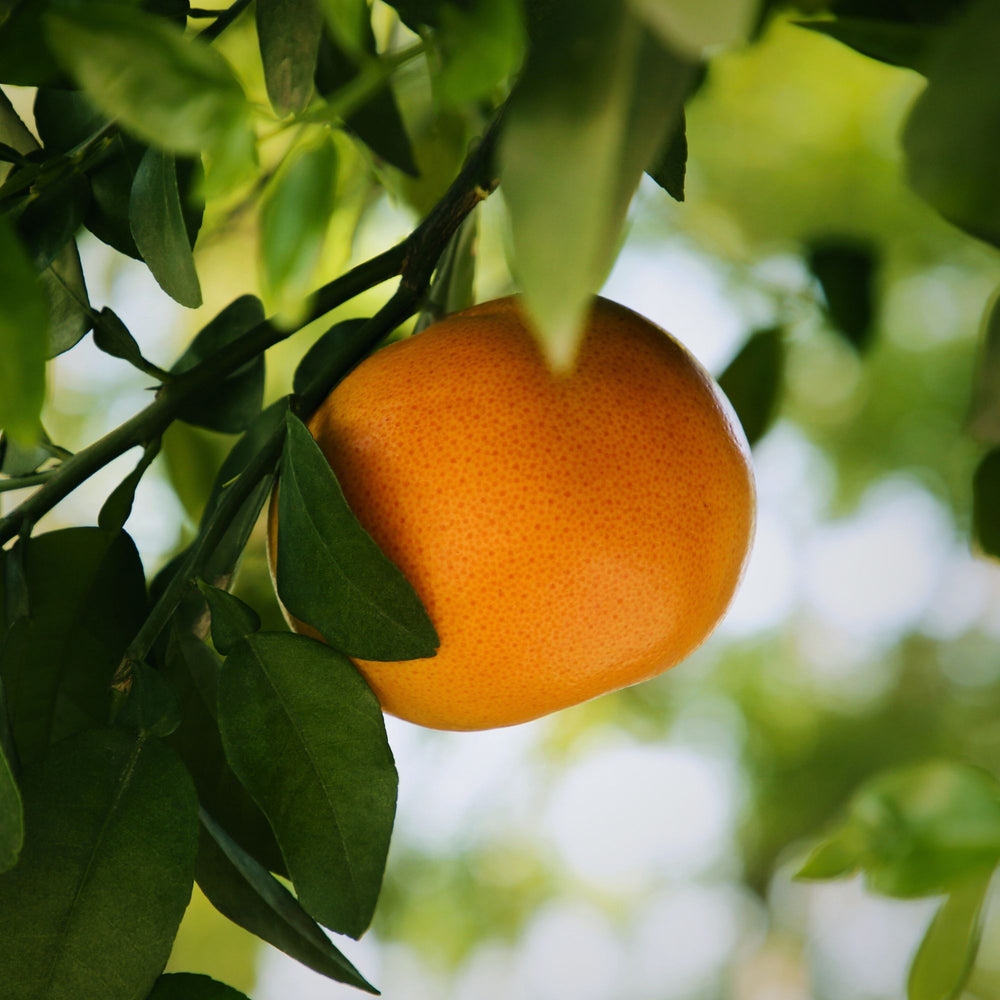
[270,295,755,730]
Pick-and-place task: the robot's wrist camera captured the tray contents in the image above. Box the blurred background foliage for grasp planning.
[6,1,1000,997]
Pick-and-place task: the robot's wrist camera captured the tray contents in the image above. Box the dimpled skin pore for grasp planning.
[283,296,755,731]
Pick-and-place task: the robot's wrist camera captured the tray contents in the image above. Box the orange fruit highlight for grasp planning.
[270,296,755,730]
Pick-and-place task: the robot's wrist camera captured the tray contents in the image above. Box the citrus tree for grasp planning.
[2,1,1000,998]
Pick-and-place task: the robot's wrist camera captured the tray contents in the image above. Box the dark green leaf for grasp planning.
[0,527,148,765]
[259,134,338,320]
[647,110,687,201]
[148,973,250,1000]
[256,0,324,116]
[414,211,478,333]
[276,411,439,660]
[317,0,369,55]
[197,809,377,992]
[0,743,23,873]
[116,661,182,737]
[806,237,878,351]
[218,632,397,937]
[92,308,152,373]
[969,293,1000,444]
[0,0,61,86]
[434,0,524,106]
[198,582,261,655]
[718,327,785,446]
[0,728,198,1000]
[171,295,266,434]
[32,87,106,155]
[502,7,691,366]
[162,603,288,875]
[973,449,1000,558]
[203,477,274,588]
[908,873,990,1000]
[99,439,162,533]
[0,216,48,443]
[45,4,252,157]
[314,24,418,176]
[40,239,92,357]
[14,168,90,271]
[903,0,1000,248]
[292,318,371,396]
[130,147,202,307]
[797,17,936,72]
[627,0,756,55]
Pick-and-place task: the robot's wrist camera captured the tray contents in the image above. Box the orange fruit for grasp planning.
[270,296,754,730]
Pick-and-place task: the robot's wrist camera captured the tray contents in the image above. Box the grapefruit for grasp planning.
[270,296,755,730]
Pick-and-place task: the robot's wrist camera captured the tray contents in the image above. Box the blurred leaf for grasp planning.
[502,6,691,367]
[0,428,60,478]
[718,327,785,446]
[172,295,266,434]
[314,23,418,175]
[276,411,439,660]
[45,3,252,158]
[40,239,92,357]
[259,134,338,321]
[0,216,48,443]
[798,18,936,72]
[218,632,397,938]
[116,661,182,738]
[0,0,61,85]
[908,873,990,1000]
[969,293,1000,444]
[147,973,250,1000]
[0,744,23,873]
[0,728,198,1000]
[197,582,261,655]
[99,438,161,533]
[130,147,202,308]
[14,168,89,271]
[317,0,369,55]
[972,449,1000,558]
[196,809,377,992]
[162,604,288,876]
[903,0,1000,248]
[434,0,525,106]
[292,317,371,396]
[796,826,863,880]
[647,109,686,201]
[806,237,878,351]
[256,0,324,116]
[627,0,756,55]
[0,527,148,765]
[414,210,478,332]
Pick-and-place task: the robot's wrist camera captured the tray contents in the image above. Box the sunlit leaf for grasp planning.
[275,411,439,660]
[798,18,936,73]
[0,728,198,1000]
[627,0,756,56]
[218,632,397,937]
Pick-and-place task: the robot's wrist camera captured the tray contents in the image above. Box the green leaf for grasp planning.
[317,0,369,56]
[40,240,92,357]
[256,0,324,116]
[147,972,250,1000]
[259,133,338,322]
[196,809,377,992]
[276,411,439,660]
[171,295,266,434]
[218,632,397,937]
[908,873,991,1000]
[798,18,937,73]
[314,24,418,176]
[0,728,198,1000]
[14,168,90,271]
[414,211,478,333]
[434,0,525,106]
[116,662,182,738]
[501,7,691,367]
[162,603,288,875]
[130,147,202,307]
[903,0,1000,248]
[99,439,162,533]
[972,449,1000,558]
[0,527,148,765]
[969,293,1000,444]
[197,582,261,655]
[92,308,152,373]
[0,0,61,86]
[647,109,687,202]
[0,743,23,873]
[627,0,756,55]
[0,216,48,443]
[292,318,372,396]
[806,237,878,351]
[796,826,863,881]
[717,327,785,447]
[45,3,252,157]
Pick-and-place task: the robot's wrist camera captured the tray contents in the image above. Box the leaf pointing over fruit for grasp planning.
[275,411,439,661]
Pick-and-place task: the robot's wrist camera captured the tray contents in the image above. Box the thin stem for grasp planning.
[0,472,55,494]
